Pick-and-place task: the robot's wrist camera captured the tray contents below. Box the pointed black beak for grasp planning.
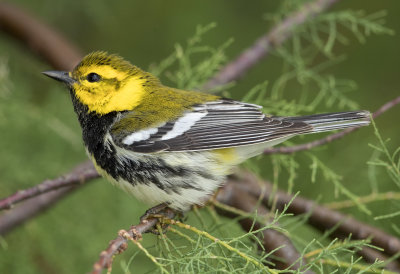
[42,71,76,85]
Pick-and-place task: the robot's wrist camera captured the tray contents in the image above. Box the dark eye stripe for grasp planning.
[87,72,101,82]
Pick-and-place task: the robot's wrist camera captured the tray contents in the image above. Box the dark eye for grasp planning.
[86,72,101,82]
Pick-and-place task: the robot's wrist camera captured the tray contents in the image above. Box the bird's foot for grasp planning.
[140,203,174,235]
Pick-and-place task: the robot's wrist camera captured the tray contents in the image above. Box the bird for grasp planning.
[43,51,370,214]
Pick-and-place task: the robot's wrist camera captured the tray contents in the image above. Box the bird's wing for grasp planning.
[110,99,313,153]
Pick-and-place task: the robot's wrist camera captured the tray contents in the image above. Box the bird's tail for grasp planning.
[282,110,371,133]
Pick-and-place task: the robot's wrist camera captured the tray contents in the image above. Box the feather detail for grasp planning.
[111,99,370,154]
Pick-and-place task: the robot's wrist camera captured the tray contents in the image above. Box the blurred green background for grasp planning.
[0,0,399,273]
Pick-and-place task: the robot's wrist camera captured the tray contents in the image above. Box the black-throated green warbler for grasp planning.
[43,51,370,212]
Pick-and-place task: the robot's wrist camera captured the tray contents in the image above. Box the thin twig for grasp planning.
[305,240,400,272]
[125,233,169,273]
[164,217,275,273]
[372,96,400,119]
[324,191,400,210]
[316,258,397,274]
[264,96,400,155]
[92,209,176,274]
[202,0,339,90]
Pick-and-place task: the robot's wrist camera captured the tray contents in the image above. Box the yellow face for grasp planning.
[69,52,150,115]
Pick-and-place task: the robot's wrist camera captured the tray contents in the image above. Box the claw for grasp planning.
[139,203,174,235]
[140,203,170,222]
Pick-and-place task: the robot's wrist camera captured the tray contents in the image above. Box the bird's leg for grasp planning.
[140,202,170,222]
[139,203,176,235]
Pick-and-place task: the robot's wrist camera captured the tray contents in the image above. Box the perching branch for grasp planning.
[202,0,340,90]
[92,178,309,274]
[92,209,176,274]
[264,96,400,155]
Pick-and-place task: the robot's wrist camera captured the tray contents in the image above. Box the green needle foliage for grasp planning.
[368,120,400,229]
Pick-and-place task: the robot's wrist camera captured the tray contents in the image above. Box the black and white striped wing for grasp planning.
[113,100,313,153]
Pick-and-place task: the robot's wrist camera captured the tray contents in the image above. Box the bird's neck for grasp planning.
[69,89,118,152]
